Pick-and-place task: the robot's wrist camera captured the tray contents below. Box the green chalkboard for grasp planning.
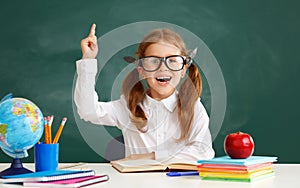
[0,0,299,164]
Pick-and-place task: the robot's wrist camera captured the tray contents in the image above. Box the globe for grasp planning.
[0,94,44,159]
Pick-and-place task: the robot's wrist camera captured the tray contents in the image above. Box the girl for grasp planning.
[74,24,215,162]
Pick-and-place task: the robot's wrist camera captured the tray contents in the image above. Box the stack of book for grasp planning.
[197,156,277,182]
[0,169,109,187]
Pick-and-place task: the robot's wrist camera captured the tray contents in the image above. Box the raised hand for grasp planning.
[80,23,98,59]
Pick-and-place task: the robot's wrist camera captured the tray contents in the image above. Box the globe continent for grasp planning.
[0,98,44,158]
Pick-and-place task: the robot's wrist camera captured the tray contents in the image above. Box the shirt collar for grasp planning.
[143,91,178,112]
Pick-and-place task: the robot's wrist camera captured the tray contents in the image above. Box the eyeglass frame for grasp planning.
[136,55,192,72]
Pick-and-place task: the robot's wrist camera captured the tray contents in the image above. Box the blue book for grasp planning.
[0,170,95,183]
[197,156,277,166]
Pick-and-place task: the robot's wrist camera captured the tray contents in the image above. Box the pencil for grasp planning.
[44,117,49,144]
[53,117,67,144]
[47,115,54,144]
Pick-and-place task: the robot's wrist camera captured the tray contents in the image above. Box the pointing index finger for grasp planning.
[89,23,96,36]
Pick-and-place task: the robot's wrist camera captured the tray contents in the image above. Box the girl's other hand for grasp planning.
[80,23,98,59]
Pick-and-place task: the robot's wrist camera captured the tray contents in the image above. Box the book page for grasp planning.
[111,159,170,173]
[112,159,164,167]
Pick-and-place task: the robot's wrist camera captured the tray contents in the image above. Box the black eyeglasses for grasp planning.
[137,55,191,72]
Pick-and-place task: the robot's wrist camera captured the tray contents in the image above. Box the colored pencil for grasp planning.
[47,115,54,144]
[53,117,67,144]
[44,117,49,144]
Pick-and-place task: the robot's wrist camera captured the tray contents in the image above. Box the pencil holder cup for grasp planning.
[34,143,59,172]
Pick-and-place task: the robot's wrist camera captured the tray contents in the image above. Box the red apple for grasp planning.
[224,132,255,159]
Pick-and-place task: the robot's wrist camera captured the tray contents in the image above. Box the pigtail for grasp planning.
[177,63,202,142]
[122,68,148,131]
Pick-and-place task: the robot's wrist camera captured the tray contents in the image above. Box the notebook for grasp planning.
[197,156,278,166]
[197,162,273,173]
[201,171,275,182]
[0,170,95,183]
[23,175,109,187]
[199,168,274,179]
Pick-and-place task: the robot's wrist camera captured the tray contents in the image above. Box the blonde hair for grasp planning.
[122,28,202,141]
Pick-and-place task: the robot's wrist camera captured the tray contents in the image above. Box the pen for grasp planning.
[166,171,199,177]
[53,117,67,144]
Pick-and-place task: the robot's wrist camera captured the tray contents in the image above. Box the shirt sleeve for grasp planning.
[74,59,128,128]
[156,100,215,162]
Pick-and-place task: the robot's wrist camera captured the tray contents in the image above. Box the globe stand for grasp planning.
[0,158,33,177]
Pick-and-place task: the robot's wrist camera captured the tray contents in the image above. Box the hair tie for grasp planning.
[123,56,136,64]
[186,48,198,66]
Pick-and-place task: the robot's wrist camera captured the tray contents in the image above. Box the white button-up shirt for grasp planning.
[74,59,215,163]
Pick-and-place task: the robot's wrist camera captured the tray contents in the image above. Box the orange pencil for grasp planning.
[53,117,67,144]
[48,115,54,144]
[44,117,49,144]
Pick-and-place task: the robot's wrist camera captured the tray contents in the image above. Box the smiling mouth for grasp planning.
[156,76,172,82]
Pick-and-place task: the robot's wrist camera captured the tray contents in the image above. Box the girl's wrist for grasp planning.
[82,55,96,59]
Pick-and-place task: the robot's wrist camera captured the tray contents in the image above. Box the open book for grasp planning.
[111,159,198,173]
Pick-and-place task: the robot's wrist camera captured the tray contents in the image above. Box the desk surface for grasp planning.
[0,163,299,188]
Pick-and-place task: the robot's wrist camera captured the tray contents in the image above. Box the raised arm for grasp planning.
[74,24,126,126]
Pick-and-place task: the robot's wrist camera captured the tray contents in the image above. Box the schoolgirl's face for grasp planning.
[137,42,188,100]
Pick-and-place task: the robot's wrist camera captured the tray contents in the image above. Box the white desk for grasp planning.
[0,163,299,188]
